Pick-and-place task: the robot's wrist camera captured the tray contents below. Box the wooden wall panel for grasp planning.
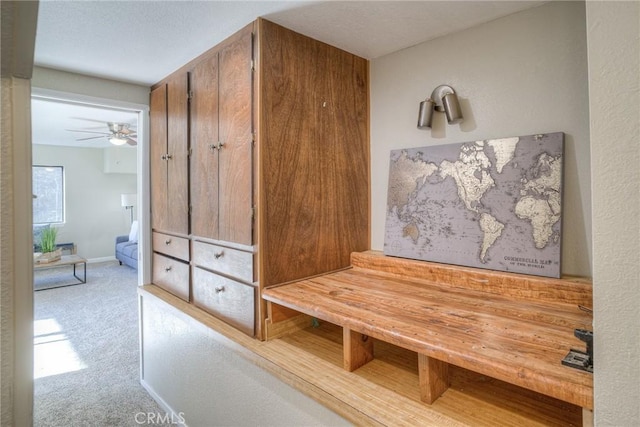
[259,19,370,286]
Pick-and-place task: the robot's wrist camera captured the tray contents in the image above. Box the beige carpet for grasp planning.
[34,261,172,427]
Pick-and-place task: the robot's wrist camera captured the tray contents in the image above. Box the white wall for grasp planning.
[141,293,351,426]
[586,2,640,425]
[32,144,137,260]
[370,1,591,277]
[32,66,149,106]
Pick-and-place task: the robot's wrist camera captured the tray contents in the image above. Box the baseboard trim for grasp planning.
[140,379,188,427]
[87,256,117,264]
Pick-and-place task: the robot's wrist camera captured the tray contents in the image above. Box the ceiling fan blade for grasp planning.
[76,135,105,141]
[125,138,137,146]
[66,129,111,135]
[70,117,113,124]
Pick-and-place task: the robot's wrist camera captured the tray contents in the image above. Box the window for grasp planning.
[33,166,64,224]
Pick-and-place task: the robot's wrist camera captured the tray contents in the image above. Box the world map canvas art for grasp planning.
[384,132,564,278]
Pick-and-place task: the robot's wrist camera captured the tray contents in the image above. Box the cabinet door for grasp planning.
[218,31,253,245]
[190,55,220,240]
[166,73,190,235]
[150,84,168,232]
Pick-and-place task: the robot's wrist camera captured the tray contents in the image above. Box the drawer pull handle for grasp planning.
[165,266,172,272]
[165,239,172,245]
[215,286,225,293]
[214,251,224,259]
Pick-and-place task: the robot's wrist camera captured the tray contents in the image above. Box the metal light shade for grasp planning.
[417,85,464,130]
[442,92,463,124]
[417,99,435,129]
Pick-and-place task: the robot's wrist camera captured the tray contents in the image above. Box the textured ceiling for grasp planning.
[33,0,544,147]
[35,0,543,86]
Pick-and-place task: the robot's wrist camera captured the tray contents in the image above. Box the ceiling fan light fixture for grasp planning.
[109,136,128,146]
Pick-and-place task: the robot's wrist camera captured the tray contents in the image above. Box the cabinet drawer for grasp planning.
[192,241,253,283]
[192,267,255,336]
[153,232,189,261]
[153,253,189,302]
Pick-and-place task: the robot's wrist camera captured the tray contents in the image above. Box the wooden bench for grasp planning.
[262,251,593,423]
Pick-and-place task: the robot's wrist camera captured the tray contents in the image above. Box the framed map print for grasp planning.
[384,132,564,278]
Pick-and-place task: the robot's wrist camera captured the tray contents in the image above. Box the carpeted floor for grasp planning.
[34,261,172,427]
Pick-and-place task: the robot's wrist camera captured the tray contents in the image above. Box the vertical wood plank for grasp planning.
[219,28,253,245]
[418,353,450,404]
[166,73,189,235]
[343,328,374,372]
[190,54,220,240]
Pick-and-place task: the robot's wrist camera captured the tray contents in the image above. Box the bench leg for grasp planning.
[343,328,374,372]
[418,353,449,404]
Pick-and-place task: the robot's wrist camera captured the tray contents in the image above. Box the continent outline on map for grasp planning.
[384,132,564,278]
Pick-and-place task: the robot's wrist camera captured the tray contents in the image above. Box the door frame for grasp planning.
[31,87,151,285]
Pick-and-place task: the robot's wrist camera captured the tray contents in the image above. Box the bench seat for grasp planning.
[262,251,593,412]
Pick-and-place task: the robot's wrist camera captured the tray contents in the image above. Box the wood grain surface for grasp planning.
[263,252,593,409]
[150,85,168,232]
[258,19,370,287]
[166,73,189,235]
[190,53,220,240]
[218,27,253,245]
[143,285,583,426]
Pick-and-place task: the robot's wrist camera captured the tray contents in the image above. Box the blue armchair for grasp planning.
[115,221,138,269]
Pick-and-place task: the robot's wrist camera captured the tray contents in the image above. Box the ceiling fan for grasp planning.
[67,121,137,146]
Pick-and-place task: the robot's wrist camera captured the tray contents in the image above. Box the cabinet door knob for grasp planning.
[160,154,166,160]
[165,266,172,272]
[214,251,224,259]
[165,154,173,160]
[217,141,225,150]
[165,239,172,245]
[208,143,217,151]
[215,286,225,293]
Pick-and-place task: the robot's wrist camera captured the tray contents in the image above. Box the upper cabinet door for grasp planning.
[190,54,220,240]
[218,30,254,246]
[166,73,190,235]
[150,84,168,232]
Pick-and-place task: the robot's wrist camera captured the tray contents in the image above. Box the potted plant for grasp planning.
[36,227,61,263]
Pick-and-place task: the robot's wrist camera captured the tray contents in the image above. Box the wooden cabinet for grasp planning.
[152,253,189,302]
[150,19,369,339]
[150,74,189,235]
[192,266,255,336]
[258,20,370,288]
[190,28,253,245]
[150,75,190,301]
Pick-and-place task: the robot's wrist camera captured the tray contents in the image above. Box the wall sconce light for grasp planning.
[121,193,136,224]
[417,85,464,129]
